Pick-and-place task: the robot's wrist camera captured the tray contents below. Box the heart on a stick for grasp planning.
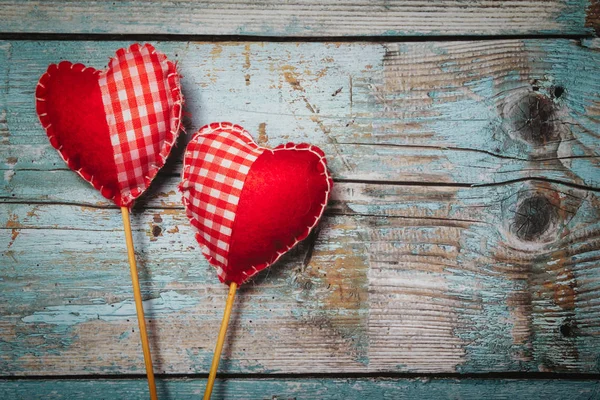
[36,43,183,207]
[180,122,333,285]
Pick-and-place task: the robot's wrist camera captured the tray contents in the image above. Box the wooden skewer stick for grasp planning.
[203,281,238,400]
[121,206,158,400]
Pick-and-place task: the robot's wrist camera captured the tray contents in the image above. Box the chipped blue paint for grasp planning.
[451,182,600,373]
[21,291,200,326]
[1,38,599,378]
[184,342,271,374]
[581,38,600,49]
[2,185,600,374]
[347,200,443,216]
[555,0,595,32]
[528,39,600,187]
[450,186,524,374]
[0,1,594,36]
[1,377,598,400]
[420,77,501,185]
[1,41,598,188]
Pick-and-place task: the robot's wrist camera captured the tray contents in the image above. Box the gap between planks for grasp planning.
[0,33,594,43]
[3,176,600,210]
[2,371,600,381]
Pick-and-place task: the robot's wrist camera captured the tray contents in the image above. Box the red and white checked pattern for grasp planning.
[181,123,265,279]
[99,43,178,203]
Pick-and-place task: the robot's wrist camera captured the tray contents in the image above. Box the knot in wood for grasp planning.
[511,195,556,241]
[509,92,558,146]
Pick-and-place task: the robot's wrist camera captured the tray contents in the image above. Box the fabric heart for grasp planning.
[180,122,333,285]
[35,43,183,207]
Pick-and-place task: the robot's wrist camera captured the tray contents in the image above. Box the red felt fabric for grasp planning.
[226,145,331,285]
[36,44,183,207]
[181,123,333,286]
[36,62,120,201]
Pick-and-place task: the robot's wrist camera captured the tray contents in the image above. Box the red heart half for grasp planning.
[180,122,333,285]
[35,43,183,207]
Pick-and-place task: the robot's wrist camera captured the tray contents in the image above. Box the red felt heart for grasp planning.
[35,43,183,207]
[180,122,333,285]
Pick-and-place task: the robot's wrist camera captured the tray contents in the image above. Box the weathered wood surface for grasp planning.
[0,1,598,37]
[1,39,600,377]
[2,180,600,375]
[2,40,600,189]
[1,378,599,400]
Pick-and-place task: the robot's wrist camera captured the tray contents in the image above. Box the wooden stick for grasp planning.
[121,207,158,400]
[203,281,238,400]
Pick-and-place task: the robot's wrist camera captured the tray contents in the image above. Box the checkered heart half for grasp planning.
[36,43,183,207]
[180,122,333,285]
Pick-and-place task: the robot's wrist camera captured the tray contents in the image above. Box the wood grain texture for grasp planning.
[1,377,599,400]
[2,179,600,375]
[1,40,600,376]
[1,40,599,190]
[586,0,600,35]
[0,1,597,37]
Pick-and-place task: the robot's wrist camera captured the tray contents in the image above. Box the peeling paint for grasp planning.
[257,122,268,145]
[1,39,600,377]
[22,291,199,326]
[3,169,14,182]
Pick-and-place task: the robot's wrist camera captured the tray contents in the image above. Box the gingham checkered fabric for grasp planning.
[181,123,265,279]
[99,43,177,202]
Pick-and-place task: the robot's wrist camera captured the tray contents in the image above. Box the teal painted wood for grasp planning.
[0,0,597,36]
[1,38,600,379]
[1,40,599,191]
[2,180,600,375]
[0,378,599,400]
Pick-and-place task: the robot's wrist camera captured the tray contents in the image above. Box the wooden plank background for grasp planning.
[2,39,600,377]
[1,1,600,399]
[0,0,599,37]
[1,378,599,399]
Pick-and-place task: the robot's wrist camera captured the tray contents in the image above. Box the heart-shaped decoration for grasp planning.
[180,122,333,285]
[35,43,183,207]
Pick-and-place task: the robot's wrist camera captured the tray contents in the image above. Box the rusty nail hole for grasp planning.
[152,225,162,237]
[553,86,565,99]
[512,195,556,241]
[560,319,576,338]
